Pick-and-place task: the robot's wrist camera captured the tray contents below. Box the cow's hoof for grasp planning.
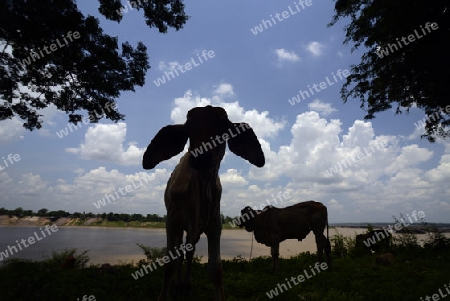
[185,289,192,296]
[173,282,193,296]
[172,283,183,297]
[184,283,193,296]
[375,252,395,265]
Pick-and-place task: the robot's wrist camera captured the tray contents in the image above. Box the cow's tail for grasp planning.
[325,209,332,266]
[326,217,331,251]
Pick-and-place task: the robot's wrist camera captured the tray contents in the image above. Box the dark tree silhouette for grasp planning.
[0,0,188,130]
[329,0,449,142]
[38,208,49,216]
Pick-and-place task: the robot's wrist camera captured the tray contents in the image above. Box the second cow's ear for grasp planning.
[142,124,188,169]
[227,123,265,168]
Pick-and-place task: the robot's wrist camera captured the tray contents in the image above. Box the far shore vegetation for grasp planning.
[0,207,241,229]
[2,207,450,231]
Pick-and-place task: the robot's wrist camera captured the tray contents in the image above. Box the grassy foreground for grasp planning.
[1,230,449,301]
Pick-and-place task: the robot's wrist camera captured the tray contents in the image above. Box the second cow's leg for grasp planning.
[270,242,280,274]
[313,228,330,267]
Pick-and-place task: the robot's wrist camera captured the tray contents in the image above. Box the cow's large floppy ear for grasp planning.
[143,124,188,169]
[227,123,265,167]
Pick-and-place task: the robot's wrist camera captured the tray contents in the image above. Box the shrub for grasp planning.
[330,228,356,258]
[391,215,421,251]
[136,243,203,267]
[44,248,90,268]
[330,230,347,258]
[423,227,450,252]
[136,243,167,264]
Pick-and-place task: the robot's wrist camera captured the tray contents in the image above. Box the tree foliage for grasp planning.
[0,0,188,130]
[329,0,449,142]
[0,207,167,222]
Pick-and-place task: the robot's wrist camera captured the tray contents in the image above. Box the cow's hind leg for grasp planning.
[313,229,327,263]
[270,243,280,274]
[313,229,331,268]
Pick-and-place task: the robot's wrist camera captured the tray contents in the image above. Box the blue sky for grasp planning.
[1,0,449,223]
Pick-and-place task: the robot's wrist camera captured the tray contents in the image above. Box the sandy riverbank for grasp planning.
[0,215,164,228]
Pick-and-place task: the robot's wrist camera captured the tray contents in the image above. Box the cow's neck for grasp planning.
[194,164,220,232]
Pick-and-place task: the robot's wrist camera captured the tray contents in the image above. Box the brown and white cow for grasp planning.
[238,201,331,273]
[143,105,265,301]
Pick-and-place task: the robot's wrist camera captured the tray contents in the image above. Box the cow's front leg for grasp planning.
[206,218,225,301]
[184,229,199,296]
[270,243,280,274]
[175,245,185,294]
[158,221,183,301]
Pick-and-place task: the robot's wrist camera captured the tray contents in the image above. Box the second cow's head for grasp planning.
[143,105,265,170]
[238,205,273,231]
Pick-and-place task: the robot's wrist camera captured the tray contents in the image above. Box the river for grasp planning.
[0,226,438,265]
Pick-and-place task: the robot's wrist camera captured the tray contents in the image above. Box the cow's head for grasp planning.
[237,206,258,232]
[142,106,265,170]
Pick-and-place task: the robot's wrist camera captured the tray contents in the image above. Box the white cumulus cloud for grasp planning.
[306,41,324,57]
[158,61,179,72]
[308,99,337,116]
[274,48,300,63]
[170,86,286,139]
[214,83,234,95]
[66,122,142,165]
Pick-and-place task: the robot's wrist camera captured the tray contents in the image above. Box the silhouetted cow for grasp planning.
[143,105,265,301]
[238,201,331,273]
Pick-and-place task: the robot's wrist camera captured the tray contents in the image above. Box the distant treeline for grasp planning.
[0,207,237,224]
[0,207,165,223]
